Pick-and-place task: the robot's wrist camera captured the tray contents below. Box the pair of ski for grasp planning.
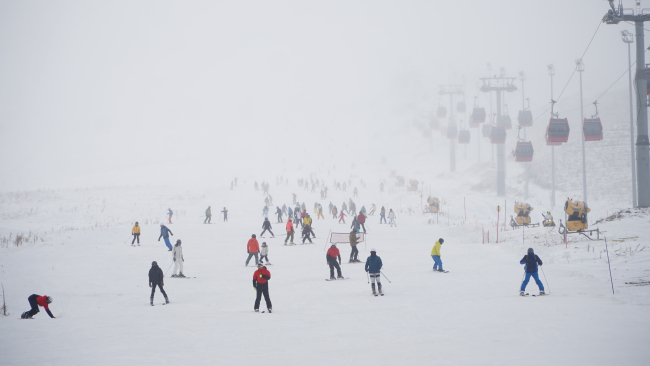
[373,292,385,297]
[325,277,348,281]
[521,293,548,297]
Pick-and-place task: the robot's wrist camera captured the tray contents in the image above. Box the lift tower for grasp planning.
[439,85,465,172]
[480,75,517,196]
[603,1,650,207]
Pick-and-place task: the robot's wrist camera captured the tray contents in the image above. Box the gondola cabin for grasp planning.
[457,102,466,113]
[471,107,486,123]
[447,121,458,139]
[482,124,492,137]
[514,141,534,162]
[490,126,506,144]
[583,118,603,141]
[546,118,570,144]
[458,130,470,144]
[437,106,447,118]
[497,114,512,130]
[518,110,533,127]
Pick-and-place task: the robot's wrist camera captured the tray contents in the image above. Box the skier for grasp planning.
[380,206,386,224]
[351,215,360,233]
[339,210,346,224]
[353,187,358,197]
[204,206,212,224]
[326,244,344,280]
[349,230,360,262]
[171,240,185,278]
[342,202,348,213]
[276,206,283,223]
[293,193,297,204]
[369,204,376,216]
[253,263,272,313]
[357,212,367,233]
[263,206,269,218]
[168,208,173,224]
[221,207,228,222]
[20,294,54,319]
[365,248,383,295]
[261,217,275,238]
[284,219,295,245]
[328,202,333,215]
[388,209,396,227]
[301,224,313,244]
[332,205,338,219]
[259,242,271,264]
[431,238,444,272]
[287,206,293,220]
[520,248,545,296]
[317,204,324,219]
[158,224,174,251]
[131,222,140,246]
[245,234,260,266]
[148,261,169,305]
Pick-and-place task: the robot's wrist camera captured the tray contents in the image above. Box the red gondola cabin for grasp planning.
[515,141,534,162]
[471,107,486,123]
[583,118,603,141]
[518,110,533,127]
[490,126,506,144]
[546,118,570,144]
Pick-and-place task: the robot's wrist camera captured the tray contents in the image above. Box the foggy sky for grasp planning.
[0,0,639,191]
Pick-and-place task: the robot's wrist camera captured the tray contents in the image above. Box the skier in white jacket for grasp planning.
[259,242,271,265]
[388,209,397,227]
[172,240,185,278]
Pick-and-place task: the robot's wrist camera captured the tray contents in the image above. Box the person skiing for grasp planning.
[287,206,293,220]
[328,202,333,215]
[357,212,367,233]
[303,214,315,238]
[261,217,275,238]
[380,206,386,224]
[131,222,141,246]
[369,204,376,216]
[388,209,396,227]
[302,224,313,244]
[245,234,260,266]
[317,204,324,219]
[21,294,54,319]
[431,238,444,272]
[351,215,360,233]
[253,263,272,313]
[148,261,169,305]
[342,202,348,213]
[326,244,344,280]
[293,193,297,204]
[339,210,346,223]
[221,207,228,222]
[365,248,383,295]
[158,224,174,251]
[332,205,338,219]
[204,206,212,224]
[284,219,295,245]
[259,242,271,264]
[520,248,545,296]
[262,206,269,218]
[349,230,360,262]
[353,187,358,197]
[171,239,185,277]
[168,208,173,224]
[276,206,283,223]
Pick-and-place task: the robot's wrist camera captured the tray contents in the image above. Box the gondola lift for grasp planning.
[513,127,534,162]
[583,101,603,141]
[518,98,533,127]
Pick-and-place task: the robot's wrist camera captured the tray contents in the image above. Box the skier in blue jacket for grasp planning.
[520,248,545,296]
[158,224,174,251]
[365,248,383,295]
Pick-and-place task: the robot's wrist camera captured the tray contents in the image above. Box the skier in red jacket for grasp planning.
[326,244,344,280]
[253,263,272,312]
[245,234,260,266]
[357,213,367,233]
[21,294,55,319]
[284,219,295,245]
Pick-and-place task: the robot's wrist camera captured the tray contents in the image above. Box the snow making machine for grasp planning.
[425,196,440,213]
[408,179,419,192]
[558,198,600,240]
[509,202,539,229]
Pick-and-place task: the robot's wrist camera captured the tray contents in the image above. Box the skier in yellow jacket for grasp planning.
[431,238,444,272]
[131,222,141,246]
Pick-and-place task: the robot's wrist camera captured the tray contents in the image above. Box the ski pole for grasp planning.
[604,236,614,294]
[164,260,173,276]
[380,271,392,283]
[540,266,550,294]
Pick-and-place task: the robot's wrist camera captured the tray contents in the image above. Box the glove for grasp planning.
[149,284,152,287]
[253,287,257,291]
[259,274,263,278]
[366,270,369,272]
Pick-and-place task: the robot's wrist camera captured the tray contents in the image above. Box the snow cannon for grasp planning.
[513,202,533,225]
[564,199,590,231]
[408,180,419,192]
[427,196,440,213]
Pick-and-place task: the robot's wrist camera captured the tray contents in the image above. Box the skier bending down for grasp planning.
[520,248,545,296]
[365,248,383,295]
[21,294,54,319]
[326,244,344,280]
[253,263,272,313]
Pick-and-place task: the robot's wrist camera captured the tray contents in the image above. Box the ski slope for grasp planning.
[1,179,649,366]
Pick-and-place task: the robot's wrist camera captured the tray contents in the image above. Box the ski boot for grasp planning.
[21,311,31,319]
[178,273,185,278]
[255,309,259,312]
[330,276,336,280]
[165,297,170,304]
[371,284,377,296]
[268,308,272,313]
[337,275,344,279]
[539,291,546,296]
[171,274,178,277]
[519,291,526,296]
[378,284,383,295]
[150,300,154,306]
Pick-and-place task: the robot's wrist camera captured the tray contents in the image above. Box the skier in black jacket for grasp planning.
[261,217,275,238]
[276,207,283,223]
[302,224,313,244]
[148,261,169,305]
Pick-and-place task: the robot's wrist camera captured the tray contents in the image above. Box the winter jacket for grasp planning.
[388,211,396,219]
[431,241,442,257]
[149,266,164,285]
[168,210,173,216]
[520,254,543,273]
[206,208,211,216]
[286,221,294,232]
[159,226,173,239]
[36,296,51,310]
[349,232,359,247]
[262,220,272,229]
[304,216,312,226]
[365,255,383,273]
[326,246,341,262]
[253,267,271,287]
[302,225,311,236]
[247,238,260,253]
[380,207,386,216]
[357,214,366,224]
[260,245,268,256]
[132,225,140,234]
[173,245,184,261]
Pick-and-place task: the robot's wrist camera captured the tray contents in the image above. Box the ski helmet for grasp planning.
[528,248,534,255]
[152,261,158,266]
[370,248,376,252]
[439,238,444,244]
[257,263,264,267]
[46,296,53,304]
[252,234,256,238]
[135,222,139,225]
[262,242,267,246]
[176,239,181,245]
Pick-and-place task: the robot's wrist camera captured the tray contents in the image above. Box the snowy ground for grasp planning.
[1,173,649,365]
